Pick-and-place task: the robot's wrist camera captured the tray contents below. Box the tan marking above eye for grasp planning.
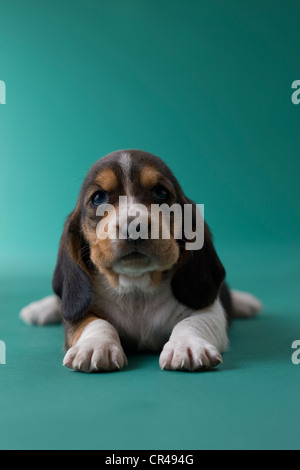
[140,166,162,188]
[94,168,118,192]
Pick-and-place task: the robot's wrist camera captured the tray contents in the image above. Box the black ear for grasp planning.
[171,203,226,310]
[52,211,93,323]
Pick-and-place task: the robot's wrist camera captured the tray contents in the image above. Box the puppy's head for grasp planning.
[53,150,225,322]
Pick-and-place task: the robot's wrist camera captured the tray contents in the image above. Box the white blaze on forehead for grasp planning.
[119,151,132,191]
[118,152,138,222]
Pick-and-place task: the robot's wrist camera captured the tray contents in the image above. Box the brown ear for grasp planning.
[171,202,226,310]
[52,209,93,323]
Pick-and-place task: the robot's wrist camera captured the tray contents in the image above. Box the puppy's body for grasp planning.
[91,269,182,352]
[20,150,262,372]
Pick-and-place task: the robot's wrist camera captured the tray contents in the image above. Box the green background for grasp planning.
[0,0,299,450]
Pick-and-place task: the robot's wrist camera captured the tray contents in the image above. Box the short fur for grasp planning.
[20,149,262,372]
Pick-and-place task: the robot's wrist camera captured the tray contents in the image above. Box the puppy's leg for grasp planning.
[63,317,128,373]
[19,295,62,325]
[159,299,228,371]
[231,289,263,318]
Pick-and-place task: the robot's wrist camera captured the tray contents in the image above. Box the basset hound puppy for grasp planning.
[20,149,262,372]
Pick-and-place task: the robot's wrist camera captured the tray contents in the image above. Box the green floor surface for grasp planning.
[0,244,299,450]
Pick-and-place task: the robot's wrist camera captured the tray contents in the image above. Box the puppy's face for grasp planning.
[53,149,225,323]
[79,150,183,286]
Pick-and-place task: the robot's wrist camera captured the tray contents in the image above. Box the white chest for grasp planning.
[91,273,190,351]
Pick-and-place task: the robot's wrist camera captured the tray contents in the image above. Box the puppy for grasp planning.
[20,149,262,372]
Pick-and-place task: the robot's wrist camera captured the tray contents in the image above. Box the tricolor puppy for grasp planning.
[20,149,262,372]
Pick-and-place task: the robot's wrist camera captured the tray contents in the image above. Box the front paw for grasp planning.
[159,337,222,371]
[63,339,128,373]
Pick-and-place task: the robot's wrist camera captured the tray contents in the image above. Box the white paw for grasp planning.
[159,337,222,371]
[19,296,62,325]
[63,339,128,373]
[231,290,263,318]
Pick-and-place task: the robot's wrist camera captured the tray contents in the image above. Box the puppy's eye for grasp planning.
[91,190,109,206]
[152,184,169,201]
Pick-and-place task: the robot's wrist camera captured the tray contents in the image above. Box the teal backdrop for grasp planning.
[0,0,299,450]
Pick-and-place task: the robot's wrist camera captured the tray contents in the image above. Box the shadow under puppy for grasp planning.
[20,149,262,372]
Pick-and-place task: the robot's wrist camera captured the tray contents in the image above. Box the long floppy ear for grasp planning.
[171,201,226,310]
[52,209,93,323]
